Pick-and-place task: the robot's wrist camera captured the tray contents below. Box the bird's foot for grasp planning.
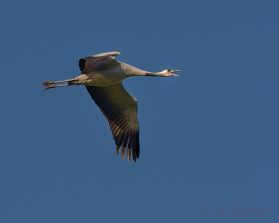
[42,81,56,90]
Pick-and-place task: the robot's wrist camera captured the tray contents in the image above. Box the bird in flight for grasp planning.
[43,51,180,162]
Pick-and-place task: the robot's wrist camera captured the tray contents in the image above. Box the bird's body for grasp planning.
[43,51,180,162]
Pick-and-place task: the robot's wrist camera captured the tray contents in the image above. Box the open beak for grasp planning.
[170,69,181,76]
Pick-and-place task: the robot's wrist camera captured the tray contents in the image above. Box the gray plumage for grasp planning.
[43,51,180,162]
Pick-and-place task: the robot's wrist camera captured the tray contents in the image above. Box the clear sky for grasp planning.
[0,0,278,222]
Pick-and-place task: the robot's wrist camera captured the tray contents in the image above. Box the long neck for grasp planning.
[121,62,150,76]
[121,62,168,77]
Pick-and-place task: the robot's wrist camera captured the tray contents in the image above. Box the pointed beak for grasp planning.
[170,69,181,76]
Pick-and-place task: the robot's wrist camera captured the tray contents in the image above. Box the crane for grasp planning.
[43,51,180,162]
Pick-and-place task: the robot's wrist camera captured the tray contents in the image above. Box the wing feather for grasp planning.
[86,83,140,162]
[79,51,120,73]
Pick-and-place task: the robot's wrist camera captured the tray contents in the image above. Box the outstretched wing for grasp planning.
[79,51,121,73]
[86,83,140,162]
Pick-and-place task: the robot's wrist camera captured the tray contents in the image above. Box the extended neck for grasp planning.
[121,63,180,77]
[121,63,149,76]
[121,63,165,77]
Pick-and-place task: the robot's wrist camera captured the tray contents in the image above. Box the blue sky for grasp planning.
[0,0,278,222]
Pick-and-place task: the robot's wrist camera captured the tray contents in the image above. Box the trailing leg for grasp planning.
[42,78,78,90]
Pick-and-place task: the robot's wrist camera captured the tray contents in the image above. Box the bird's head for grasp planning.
[159,69,181,77]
